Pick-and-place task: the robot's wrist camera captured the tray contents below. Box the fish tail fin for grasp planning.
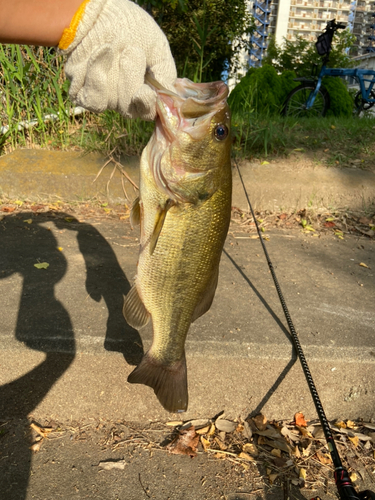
[128,352,188,413]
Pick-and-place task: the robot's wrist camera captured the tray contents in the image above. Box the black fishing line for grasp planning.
[232,155,374,500]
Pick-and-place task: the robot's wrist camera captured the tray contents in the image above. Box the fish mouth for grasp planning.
[146,74,228,142]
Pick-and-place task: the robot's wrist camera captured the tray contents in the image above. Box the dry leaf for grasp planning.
[294,412,307,427]
[350,472,358,482]
[238,452,254,462]
[253,414,267,431]
[299,468,307,481]
[349,436,359,447]
[23,219,33,224]
[166,427,199,457]
[2,207,15,212]
[242,443,258,457]
[200,436,210,452]
[215,419,236,433]
[30,422,53,438]
[165,421,183,426]
[334,420,347,429]
[268,473,278,484]
[346,420,356,429]
[271,448,282,458]
[208,424,216,436]
[316,451,332,465]
[359,262,369,268]
[296,425,313,438]
[30,439,43,452]
[196,425,210,435]
[214,437,227,451]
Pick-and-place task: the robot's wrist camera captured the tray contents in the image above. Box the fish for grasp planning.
[123,77,232,413]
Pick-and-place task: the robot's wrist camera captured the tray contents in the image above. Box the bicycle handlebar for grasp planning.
[326,18,346,31]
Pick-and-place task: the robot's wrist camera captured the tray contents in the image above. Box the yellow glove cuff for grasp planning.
[59,0,92,50]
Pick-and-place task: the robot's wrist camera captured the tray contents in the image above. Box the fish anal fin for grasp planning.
[128,352,188,413]
[123,284,150,329]
[191,266,219,323]
[130,196,141,228]
[150,199,174,255]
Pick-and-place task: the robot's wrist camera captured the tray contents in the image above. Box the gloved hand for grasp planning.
[58,0,177,120]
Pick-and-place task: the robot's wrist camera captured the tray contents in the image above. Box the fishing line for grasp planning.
[232,154,374,500]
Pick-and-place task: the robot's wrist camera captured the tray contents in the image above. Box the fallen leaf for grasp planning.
[350,472,358,482]
[271,448,282,458]
[34,262,49,269]
[166,426,199,457]
[214,437,227,451]
[316,451,332,465]
[2,207,15,212]
[278,213,288,220]
[242,443,258,457]
[23,219,33,224]
[253,414,267,431]
[200,436,210,452]
[349,436,359,447]
[238,452,254,462]
[64,217,74,222]
[57,247,63,251]
[324,221,336,228]
[294,148,304,152]
[299,468,307,483]
[261,161,270,165]
[208,424,216,436]
[334,420,347,429]
[268,473,278,484]
[294,412,308,427]
[165,421,183,427]
[30,439,43,452]
[359,262,369,268]
[215,419,236,433]
[15,200,23,206]
[196,425,210,435]
[30,422,53,438]
[98,459,126,470]
[346,420,356,429]
[296,425,313,438]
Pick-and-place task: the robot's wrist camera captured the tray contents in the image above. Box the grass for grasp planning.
[0,44,153,158]
[232,112,375,168]
[1,43,374,169]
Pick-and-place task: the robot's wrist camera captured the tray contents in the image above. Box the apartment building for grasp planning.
[248,0,375,68]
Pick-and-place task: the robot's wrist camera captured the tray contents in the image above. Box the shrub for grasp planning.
[323,77,353,117]
[229,65,297,115]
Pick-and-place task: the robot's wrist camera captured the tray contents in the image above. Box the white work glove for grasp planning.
[58,0,177,120]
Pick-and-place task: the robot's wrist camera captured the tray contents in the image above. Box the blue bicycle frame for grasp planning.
[304,66,375,110]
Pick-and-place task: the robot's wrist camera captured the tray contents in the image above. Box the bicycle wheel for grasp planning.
[354,90,375,111]
[282,83,330,118]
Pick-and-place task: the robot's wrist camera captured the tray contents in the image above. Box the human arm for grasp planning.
[0,0,177,120]
[0,0,82,45]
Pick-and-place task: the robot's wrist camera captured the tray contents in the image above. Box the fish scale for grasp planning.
[123,78,232,412]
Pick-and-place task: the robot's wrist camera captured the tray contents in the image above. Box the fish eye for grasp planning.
[214,124,228,141]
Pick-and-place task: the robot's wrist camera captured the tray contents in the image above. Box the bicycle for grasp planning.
[282,19,375,117]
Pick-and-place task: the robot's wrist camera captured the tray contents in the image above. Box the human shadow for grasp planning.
[0,211,142,500]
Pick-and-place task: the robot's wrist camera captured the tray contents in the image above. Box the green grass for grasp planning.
[1,43,374,169]
[232,112,375,167]
[0,44,153,157]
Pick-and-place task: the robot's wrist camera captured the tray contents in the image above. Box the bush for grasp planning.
[229,65,297,115]
[323,77,353,117]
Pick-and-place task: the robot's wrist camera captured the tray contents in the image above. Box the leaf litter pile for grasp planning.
[24,411,375,497]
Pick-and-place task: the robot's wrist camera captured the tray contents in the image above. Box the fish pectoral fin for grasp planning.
[191,266,219,323]
[130,196,141,228]
[150,199,174,255]
[123,284,150,329]
[128,352,188,413]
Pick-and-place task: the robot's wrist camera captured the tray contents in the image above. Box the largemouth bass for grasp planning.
[123,77,232,413]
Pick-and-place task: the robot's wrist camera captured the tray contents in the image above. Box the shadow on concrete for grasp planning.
[0,211,142,500]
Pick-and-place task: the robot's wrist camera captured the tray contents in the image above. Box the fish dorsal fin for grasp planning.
[123,284,150,329]
[150,199,174,255]
[130,197,141,228]
[191,265,219,323]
